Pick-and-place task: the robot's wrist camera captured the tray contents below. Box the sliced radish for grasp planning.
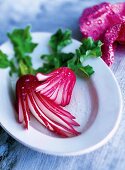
[16,74,80,137]
[36,67,76,107]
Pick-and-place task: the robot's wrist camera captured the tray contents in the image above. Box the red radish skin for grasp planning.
[36,67,76,107]
[16,74,80,137]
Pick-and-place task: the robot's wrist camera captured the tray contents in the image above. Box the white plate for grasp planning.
[0,32,122,156]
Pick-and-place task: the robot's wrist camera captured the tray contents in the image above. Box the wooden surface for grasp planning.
[0,0,125,169]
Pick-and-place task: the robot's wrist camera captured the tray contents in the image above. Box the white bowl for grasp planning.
[0,32,122,156]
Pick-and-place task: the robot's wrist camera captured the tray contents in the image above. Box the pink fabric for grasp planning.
[80,2,125,66]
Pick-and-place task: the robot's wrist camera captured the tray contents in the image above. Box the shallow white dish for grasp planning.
[0,32,122,156]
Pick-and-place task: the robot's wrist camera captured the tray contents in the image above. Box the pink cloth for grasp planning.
[80,2,125,66]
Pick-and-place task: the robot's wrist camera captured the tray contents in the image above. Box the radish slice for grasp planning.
[16,74,80,137]
[18,100,24,123]
[34,92,79,127]
[36,67,76,107]
[28,93,79,136]
[16,79,30,128]
[36,92,75,119]
[36,73,50,81]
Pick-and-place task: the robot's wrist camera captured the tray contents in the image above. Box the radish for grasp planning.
[36,67,76,107]
[16,74,80,137]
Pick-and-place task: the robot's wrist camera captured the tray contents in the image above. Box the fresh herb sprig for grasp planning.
[40,29,103,77]
[0,51,10,68]
[0,26,37,76]
[0,27,103,78]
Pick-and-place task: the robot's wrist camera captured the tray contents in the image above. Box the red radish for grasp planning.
[36,67,76,107]
[16,74,80,137]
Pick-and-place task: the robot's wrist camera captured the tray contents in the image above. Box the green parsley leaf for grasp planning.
[9,59,18,76]
[0,50,10,68]
[0,27,103,79]
[67,57,78,72]
[35,64,55,74]
[67,57,94,78]
[23,56,32,67]
[79,65,95,78]
[41,52,74,73]
[7,26,38,76]
[0,26,38,77]
[49,29,72,53]
[77,37,103,63]
[7,26,37,56]
[39,32,103,77]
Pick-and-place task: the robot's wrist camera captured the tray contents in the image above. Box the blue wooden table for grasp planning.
[0,0,125,169]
